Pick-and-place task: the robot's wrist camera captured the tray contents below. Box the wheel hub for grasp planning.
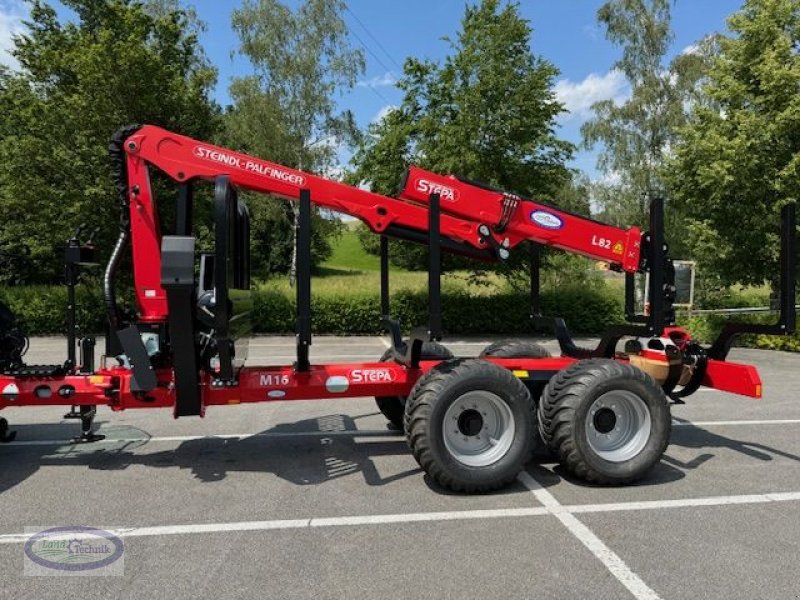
[443,391,516,467]
[593,407,617,434]
[457,409,484,436]
[584,390,651,463]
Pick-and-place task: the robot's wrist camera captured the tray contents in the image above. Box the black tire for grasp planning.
[374,341,453,429]
[404,359,534,493]
[537,359,671,485]
[479,339,551,447]
[479,340,551,359]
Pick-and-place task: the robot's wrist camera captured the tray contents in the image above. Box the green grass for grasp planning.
[322,229,381,272]
[306,226,515,295]
[264,269,508,296]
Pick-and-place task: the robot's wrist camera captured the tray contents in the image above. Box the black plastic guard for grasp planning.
[117,326,157,392]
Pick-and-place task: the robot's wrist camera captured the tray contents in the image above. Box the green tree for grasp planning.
[224,0,363,277]
[350,0,574,275]
[582,0,706,238]
[0,0,218,285]
[666,0,800,288]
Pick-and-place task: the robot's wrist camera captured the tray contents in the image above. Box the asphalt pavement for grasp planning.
[1,335,799,600]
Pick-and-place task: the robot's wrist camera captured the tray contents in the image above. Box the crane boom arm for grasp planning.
[121,125,642,319]
[122,126,496,318]
[126,125,490,248]
[399,166,642,272]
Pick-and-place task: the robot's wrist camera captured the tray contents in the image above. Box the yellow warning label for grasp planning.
[512,370,529,378]
[612,241,624,255]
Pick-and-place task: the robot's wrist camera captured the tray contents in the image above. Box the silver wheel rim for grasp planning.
[584,391,651,462]
[443,391,515,467]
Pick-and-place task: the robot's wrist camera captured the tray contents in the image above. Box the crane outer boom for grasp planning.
[400,165,642,272]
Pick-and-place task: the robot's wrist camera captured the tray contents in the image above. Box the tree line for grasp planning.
[0,0,797,297]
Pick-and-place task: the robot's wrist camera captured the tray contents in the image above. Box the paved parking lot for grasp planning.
[1,335,799,599]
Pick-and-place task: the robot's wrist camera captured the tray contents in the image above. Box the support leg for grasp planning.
[0,418,16,443]
[428,193,442,342]
[63,406,81,419]
[295,189,312,372]
[71,405,105,444]
[66,336,96,419]
[380,235,390,319]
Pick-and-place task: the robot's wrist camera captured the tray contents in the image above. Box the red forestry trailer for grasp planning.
[0,125,795,492]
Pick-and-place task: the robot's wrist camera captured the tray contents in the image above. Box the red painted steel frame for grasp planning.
[0,354,763,414]
[0,358,567,411]
[400,166,642,272]
[702,360,763,398]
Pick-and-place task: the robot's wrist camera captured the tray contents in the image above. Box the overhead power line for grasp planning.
[344,5,403,72]
[347,23,393,76]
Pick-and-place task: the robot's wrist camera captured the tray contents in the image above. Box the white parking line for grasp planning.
[245,354,379,360]
[3,429,400,447]
[565,491,800,514]
[672,418,800,427]
[5,417,800,447]
[519,472,661,600]
[2,488,798,546]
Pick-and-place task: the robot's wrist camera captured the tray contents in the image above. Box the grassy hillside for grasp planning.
[322,228,380,272]
[300,225,508,295]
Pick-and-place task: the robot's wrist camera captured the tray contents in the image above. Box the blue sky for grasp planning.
[0,0,743,179]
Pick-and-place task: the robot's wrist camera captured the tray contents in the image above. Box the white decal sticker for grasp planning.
[415,179,458,202]
[325,376,350,393]
[349,368,395,384]
[193,146,306,187]
[2,383,19,400]
[530,210,564,230]
[260,374,291,387]
[267,390,286,399]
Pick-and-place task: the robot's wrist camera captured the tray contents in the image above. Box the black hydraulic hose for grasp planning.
[103,227,128,329]
[106,124,142,329]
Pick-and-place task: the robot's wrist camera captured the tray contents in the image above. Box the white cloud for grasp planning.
[595,170,622,187]
[554,70,629,121]
[322,165,345,181]
[0,2,25,71]
[372,104,397,124]
[582,23,601,41]
[681,43,701,56]
[357,71,397,88]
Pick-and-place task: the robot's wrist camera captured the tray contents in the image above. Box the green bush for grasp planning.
[4,283,796,353]
[680,311,800,352]
[249,284,623,335]
[0,285,106,335]
[0,283,623,336]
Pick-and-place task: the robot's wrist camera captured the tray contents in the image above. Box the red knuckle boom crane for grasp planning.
[0,124,794,492]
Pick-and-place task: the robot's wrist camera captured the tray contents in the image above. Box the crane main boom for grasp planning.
[122,125,642,319]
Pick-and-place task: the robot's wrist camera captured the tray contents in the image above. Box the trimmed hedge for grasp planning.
[0,285,107,335]
[681,312,800,353]
[0,283,623,336]
[2,284,797,353]
[252,286,625,335]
